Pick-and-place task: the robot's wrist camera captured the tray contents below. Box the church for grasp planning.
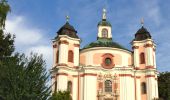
[51,9,159,100]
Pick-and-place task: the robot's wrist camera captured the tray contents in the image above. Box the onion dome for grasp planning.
[56,16,79,39]
[134,26,151,41]
[82,38,129,51]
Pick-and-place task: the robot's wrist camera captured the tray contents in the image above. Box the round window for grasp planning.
[105,58,112,65]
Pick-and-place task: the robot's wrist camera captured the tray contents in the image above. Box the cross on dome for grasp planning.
[66,15,70,22]
[141,18,144,26]
[102,8,107,20]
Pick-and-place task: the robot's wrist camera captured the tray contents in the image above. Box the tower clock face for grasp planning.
[102,29,108,38]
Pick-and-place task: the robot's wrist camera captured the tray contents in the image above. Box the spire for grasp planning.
[102,8,107,20]
[66,15,70,23]
[141,18,144,26]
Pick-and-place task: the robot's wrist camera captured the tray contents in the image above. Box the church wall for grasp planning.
[72,76,78,100]
[80,55,86,65]
[128,57,132,66]
[80,47,132,67]
[83,75,97,100]
[119,75,135,100]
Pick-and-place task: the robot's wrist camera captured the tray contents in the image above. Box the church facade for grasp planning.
[51,9,159,100]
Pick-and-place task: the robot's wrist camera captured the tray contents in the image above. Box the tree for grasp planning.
[158,71,170,100]
[0,0,10,29]
[0,0,14,58]
[50,91,72,100]
[0,53,51,100]
[0,0,51,99]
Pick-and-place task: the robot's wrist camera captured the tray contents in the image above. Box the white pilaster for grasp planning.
[83,75,97,100]
[136,78,141,100]
[59,43,68,64]
[134,48,139,67]
[72,77,78,100]
[146,75,156,100]
[120,76,135,100]
[57,75,68,91]
[153,51,156,68]
[74,46,79,66]
[146,47,153,66]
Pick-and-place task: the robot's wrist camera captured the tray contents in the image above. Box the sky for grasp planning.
[5,0,170,72]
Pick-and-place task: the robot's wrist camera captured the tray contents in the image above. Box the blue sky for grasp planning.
[6,0,170,72]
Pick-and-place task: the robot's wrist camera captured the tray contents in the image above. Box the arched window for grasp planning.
[105,80,112,92]
[68,50,74,62]
[141,82,147,94]
[67,81,72,93]
[56,50,59,63]
[140,52,145,64]
[102,29,108,38]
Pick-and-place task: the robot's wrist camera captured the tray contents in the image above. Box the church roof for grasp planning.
[56,22,79,39]
[98,19,112,27]
[82,38,130,51]
[134,26,151,41]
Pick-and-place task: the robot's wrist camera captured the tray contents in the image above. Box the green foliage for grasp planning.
[0,0,11,29]
[0,30,15,57]
[0,0,51,99]
[50,91,72,100]
[0,53,51,100]
[0,0,14,57]
[158,72,170,100]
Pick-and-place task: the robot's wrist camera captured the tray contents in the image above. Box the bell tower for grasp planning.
[97,8,112,39]
[132,19,158,100]
[51,16,80,99]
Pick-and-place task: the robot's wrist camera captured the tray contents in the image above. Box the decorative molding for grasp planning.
[56,73,68,76]
[134,67,140,70]
[98,82,103,89]
[136,76,141,79]
[145,75,155,78]
[72,75,78,77]
[74,44,80,47]
[144,43,153,48]
[102,53,114,57]
[57,63,68,66]
[146,66,155,69]
[132,46,139,49]
[101,53,115,69]
[80,73,97,77]
[59,40,69,45]
[73,66,79,69]
[119,74,132,77]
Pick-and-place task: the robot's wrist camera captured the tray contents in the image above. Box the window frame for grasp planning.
[102,28,108,38]
[141,82,147,94]
[140,52,145,64]
[105,80,112,93]
[68,50,74,63]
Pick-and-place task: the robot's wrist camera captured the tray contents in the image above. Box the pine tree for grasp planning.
[0,0,51,99]
[0,54,51,100]
[0,0,14,58]
[158,72,170,100]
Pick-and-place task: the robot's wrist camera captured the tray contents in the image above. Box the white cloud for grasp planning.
[5,15,53,70]
[26,45,53,70]
[6,16,44,46]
